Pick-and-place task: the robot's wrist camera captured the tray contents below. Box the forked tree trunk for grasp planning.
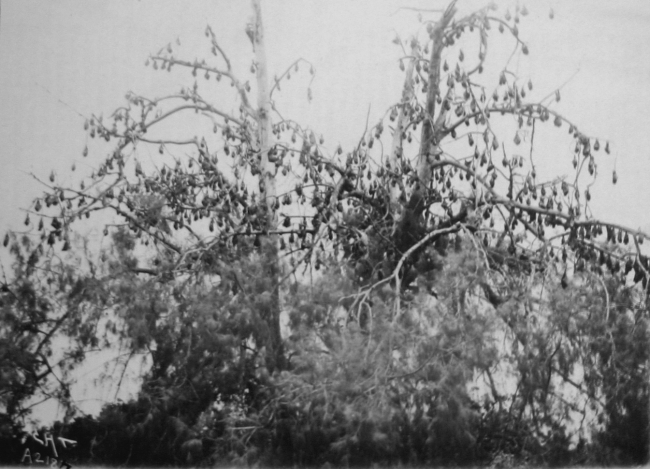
[394,3,458,254]
[251,0,285,372]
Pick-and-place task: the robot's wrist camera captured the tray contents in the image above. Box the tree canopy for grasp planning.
[1,0,648,466]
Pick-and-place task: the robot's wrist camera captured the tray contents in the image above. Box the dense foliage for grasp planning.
[1,0,648,466]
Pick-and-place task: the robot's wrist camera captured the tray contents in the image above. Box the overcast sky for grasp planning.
[1,0,650,423]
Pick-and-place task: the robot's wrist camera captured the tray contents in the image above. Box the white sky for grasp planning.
[1,0,650,423]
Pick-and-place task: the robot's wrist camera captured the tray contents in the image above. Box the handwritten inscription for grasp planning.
[20,431,76,468]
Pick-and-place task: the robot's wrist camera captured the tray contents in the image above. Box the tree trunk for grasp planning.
[251,0,285,372]
[389,40,419,217]
[416,0,457,186]
[395,3,458,254]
